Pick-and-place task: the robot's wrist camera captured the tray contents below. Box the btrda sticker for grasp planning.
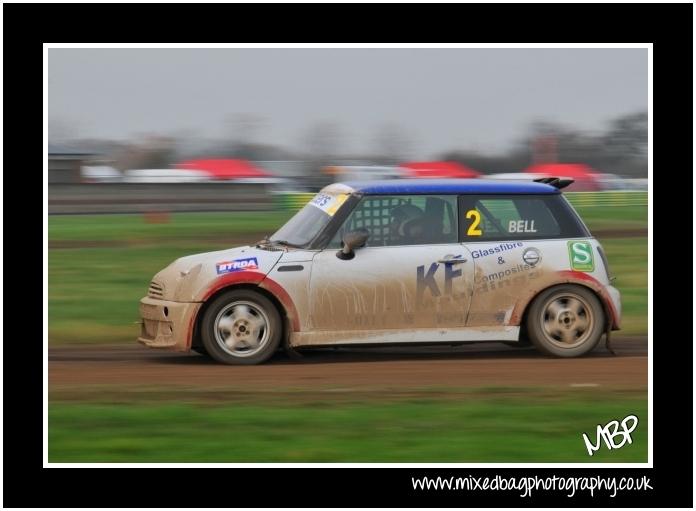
[216,257,259,275]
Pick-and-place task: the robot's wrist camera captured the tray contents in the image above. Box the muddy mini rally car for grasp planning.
[138,179,621,364]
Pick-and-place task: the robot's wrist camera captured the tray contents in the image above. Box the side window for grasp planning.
[459,195,564,240]
[329,195,459,248]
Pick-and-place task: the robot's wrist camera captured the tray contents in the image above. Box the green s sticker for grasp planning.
[568,241,595,272]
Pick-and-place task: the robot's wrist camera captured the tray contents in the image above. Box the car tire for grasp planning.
[200,289,282,365]
[526,284,605,358]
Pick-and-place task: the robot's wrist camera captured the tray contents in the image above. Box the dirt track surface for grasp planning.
[49,337,647,391]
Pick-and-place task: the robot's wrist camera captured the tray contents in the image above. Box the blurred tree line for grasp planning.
[441,111,647,176]
[58,110,647,178]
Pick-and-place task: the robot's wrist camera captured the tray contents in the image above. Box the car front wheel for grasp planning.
[200,289,282,365]
[526,284,605,358]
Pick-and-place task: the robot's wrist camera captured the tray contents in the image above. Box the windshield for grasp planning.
[270,192,350,247]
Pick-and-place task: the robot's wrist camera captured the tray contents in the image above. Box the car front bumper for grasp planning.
[137,296,201,351]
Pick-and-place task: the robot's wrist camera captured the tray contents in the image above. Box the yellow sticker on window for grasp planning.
[309,193,349,216]
[466,209,483,236]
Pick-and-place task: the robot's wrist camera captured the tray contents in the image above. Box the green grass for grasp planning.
[48,205,646,244]
[573,204,648,231]
[594,238,648,335]
[48,243,225,343]
[48,211,293,243]
[48,208,648,343]
[49,394,647,462]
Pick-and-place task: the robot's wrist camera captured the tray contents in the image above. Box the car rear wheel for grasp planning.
[526,284,604,358]
[200,289,282,365]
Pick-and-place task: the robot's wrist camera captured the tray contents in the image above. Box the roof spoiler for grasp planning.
[533,177,574,189]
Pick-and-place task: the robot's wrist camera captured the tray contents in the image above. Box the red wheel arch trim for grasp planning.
[198,271,301,332]
[556,270,602,286]
[200,271,266,301]
[185,307,200,350]
[258,278,301,332]
[509,270,619,329]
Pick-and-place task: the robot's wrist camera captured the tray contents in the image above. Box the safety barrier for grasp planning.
[564,191,648,208]
[274,190,649,212]
[274,192,316,211]
[48,183,273,214]
[48,184,648,214]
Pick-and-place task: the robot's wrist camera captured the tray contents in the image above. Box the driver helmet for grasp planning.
[390,203,425,238]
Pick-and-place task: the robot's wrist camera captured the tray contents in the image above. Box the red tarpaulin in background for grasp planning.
[524,163,601,192]
[176,159,271,179]
[400,161,481,179]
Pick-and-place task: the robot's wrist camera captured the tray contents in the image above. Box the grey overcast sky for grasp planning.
[48,48,648,157]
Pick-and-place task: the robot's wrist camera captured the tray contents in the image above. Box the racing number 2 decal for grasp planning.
[465,209,482,236]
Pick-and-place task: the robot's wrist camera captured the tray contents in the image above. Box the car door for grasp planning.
[307,194,474,335]
[459,194,563,327]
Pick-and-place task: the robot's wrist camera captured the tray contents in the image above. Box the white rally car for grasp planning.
[138,178,621,364]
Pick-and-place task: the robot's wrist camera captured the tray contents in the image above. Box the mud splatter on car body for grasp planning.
[137,179,621,358]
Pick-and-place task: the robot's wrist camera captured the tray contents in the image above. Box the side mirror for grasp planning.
[336,229,369,260]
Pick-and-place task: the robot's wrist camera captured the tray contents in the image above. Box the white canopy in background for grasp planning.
[122,168,210,183]
[81,165,123,183]
[486,172,547,181]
